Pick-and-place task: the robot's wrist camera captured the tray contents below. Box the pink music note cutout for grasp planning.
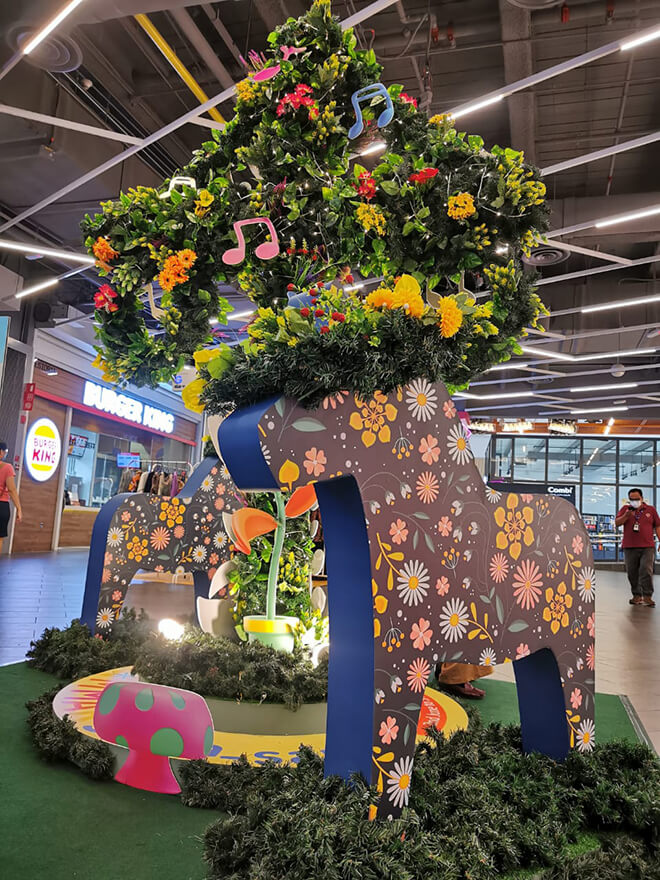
[281,45,306,61]
[222,218,280,266]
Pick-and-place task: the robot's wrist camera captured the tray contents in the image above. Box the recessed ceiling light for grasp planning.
[22,0,87,55]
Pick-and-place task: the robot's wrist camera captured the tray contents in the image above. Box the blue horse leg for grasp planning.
[513,647,569,761]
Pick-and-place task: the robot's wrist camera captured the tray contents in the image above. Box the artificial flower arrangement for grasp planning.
[81,0,549,398]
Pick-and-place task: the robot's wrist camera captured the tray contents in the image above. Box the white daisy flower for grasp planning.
[192,545,207,563]
[439,597,470,643]
[396,560,430,607]
[577,567,595,603]
[213,531,228,550]
[576,718,595,753]
[96,607,113,629]
[447,423,472,465]
[221,464,230,479]
[201,476,214,492]
[485,486,502,504]
[386,755,414,809]
[479,647,497,667]
[406,379,438,422]
[107,527,124,547]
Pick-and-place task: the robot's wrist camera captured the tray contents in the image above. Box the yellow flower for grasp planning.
[349,391,397,448]
[366,287,395,310]
[494,494,534,560]
[356,203,386,236]
[194,189,214,217]
[437,296,463,338]
[543,582,573,635]
[391,275,425,318]
[429,113,451,125]
[236,78,257,102]
[193,348,221,367]
[447,192,476,220]
[181,377,206,413]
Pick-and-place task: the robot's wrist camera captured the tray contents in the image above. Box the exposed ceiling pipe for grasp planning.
[72,0,226,25]
[605,53,634,196]
[169,7,235,92]
[201,3,243,67]
[133,13,225,123]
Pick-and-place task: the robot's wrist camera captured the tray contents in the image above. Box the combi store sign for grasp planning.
[83,381,175,435]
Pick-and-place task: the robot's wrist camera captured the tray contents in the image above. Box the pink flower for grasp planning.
[411,617,433,650]
[104,552,113,566]
[407,657,431,693]
[416,471,439,504]
[587,613,595,639]
[389,518,408,544]
[437,516,453,537]
[419,434,440,464]
[121,511,131,522]
[489,552,509,583]
[400,92,418,108]
[443,400,456,419]
[102,569,111,583]
[214,498,225,510]
[173,525,185,539]
[209,552,219,565]
[516,643,530,659]
[379,716,399,744]
[572,535,584,555]
[112,590,122,601]
[435,576,450,596]
[322,391,348,409]
[216,483,226,495]
[512,559,543,611]
[586,643,595,671]
[303,446,327,476]
[570,688,582,710]
[521,494,534,502]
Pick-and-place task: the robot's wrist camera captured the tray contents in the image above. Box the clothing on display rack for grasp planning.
[116,460,192,500]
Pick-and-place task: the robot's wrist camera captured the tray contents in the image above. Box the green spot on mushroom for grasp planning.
[171,693,186,710]
[135,687,155,712]
[98,684,122,715]
[204,725,214,755]
[150,727,184,757]
[115,735,129,748]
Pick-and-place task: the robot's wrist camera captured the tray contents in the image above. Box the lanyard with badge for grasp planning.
[632,506,643,533]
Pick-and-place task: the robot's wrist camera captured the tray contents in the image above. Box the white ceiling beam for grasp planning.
[541,130,660,177]
[0,103,143,145]
[0,0,401,234]
[543,239,632,265]
[535,254,660,287]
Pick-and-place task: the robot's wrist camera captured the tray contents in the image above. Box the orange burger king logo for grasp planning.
[25,418,61,482]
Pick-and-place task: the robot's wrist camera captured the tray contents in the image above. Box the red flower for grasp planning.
[331,312,345,322]
[409,167,439,185]
[400,92,418,108]
[300,307,310,317]
[287,283,295,291]
[314,309,324,317]
[320,325,330,334]
[276,83,317,118]
[94,284,119,313]
[353,171,376,200]
[345,274,354,283]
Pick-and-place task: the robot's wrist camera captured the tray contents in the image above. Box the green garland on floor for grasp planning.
[26,688,114,780]
[190,721,660,880]
[27,619,327,708]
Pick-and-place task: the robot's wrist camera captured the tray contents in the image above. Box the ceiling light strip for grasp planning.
[0,238,95,265]
[540,130,660,177]
[581,293,660,314]
[550,204,660,238]
[519,345,658,363]
[22,0,87,55]
[445,24,660,122]
[0,0,401,233]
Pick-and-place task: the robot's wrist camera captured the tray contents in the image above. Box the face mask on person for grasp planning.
[630,499,642,509]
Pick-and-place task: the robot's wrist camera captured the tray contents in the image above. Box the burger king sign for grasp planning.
[25,418,61,482]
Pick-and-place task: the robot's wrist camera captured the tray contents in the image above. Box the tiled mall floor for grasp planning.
[0,551,658,750]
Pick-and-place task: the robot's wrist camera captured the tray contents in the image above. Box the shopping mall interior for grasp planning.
[1,1,659,878]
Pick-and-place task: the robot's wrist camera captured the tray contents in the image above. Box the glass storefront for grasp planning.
[64,417,193,508]
[488,435,660,562]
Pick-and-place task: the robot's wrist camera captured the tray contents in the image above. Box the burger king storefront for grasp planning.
[11,364,200,554]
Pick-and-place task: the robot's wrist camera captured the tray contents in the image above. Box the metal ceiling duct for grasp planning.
[523,245,570,267]
[72,0,220,24]
[6,22,82,72]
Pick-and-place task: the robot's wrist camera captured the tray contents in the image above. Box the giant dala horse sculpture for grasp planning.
[218,379,596,818]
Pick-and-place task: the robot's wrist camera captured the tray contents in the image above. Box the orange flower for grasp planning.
[177,248,197,269]
[157,249,197,291]
[92,237,118,262]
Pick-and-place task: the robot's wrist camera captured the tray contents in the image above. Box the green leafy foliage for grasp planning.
[195,721,660,880]
[26,688,114,779]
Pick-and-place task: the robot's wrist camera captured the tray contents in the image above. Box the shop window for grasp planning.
[512,437,546,482]
[582,438,616,484]
[547,437,581,483]
[618,439,654,486]
[581,484,616,562]
[65,428,98,506]
[492,437,512,479]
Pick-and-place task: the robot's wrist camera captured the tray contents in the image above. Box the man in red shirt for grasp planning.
[615,488,660,607]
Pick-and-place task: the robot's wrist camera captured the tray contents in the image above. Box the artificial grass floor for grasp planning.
[1,662,645,880]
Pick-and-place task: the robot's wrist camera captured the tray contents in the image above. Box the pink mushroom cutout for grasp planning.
[93,680,214,794]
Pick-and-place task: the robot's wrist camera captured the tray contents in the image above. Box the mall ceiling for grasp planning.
[1,0,660,418]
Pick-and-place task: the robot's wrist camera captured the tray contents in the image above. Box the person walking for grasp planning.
[615,488,660,607]
[0,442,22,555]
